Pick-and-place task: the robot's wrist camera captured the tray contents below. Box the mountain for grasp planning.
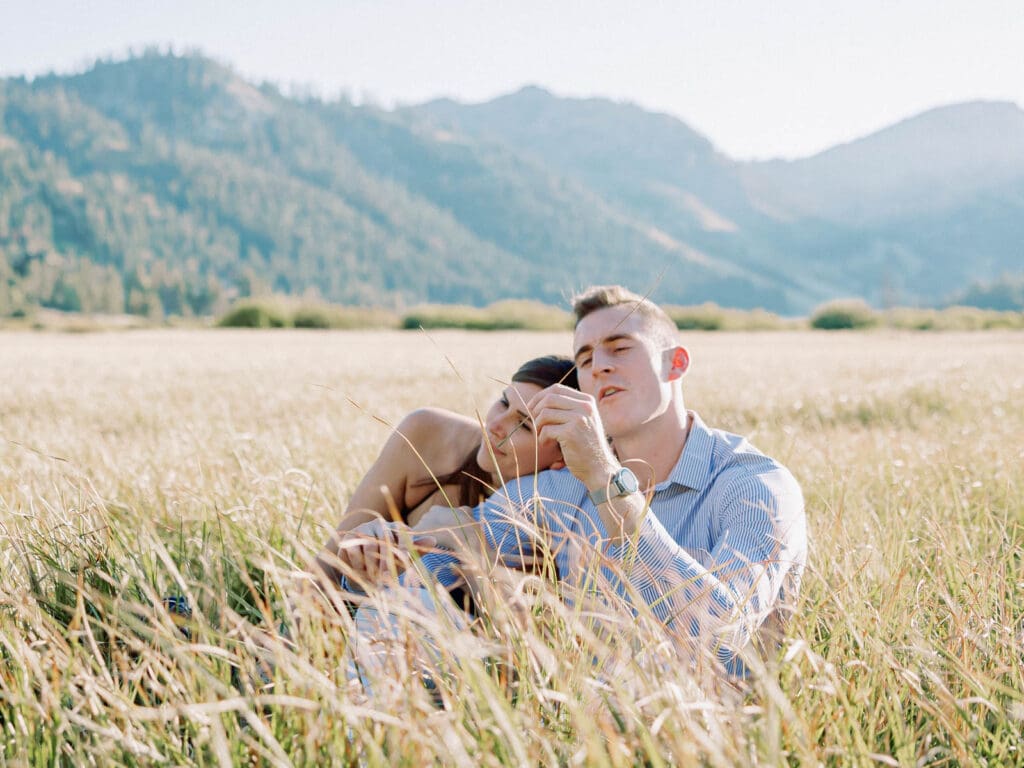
[742,101,1024,224]
[2,52,1022,317]
[1,54,793,315]
[411,91,1024,309]
[740,102,1024,303]
[1,55,533,312]
[408,88,836,307]
[412,86,751,226]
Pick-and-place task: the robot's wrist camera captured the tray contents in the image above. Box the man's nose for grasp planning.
[593,350,615,373]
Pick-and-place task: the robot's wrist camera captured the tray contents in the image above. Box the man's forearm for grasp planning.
[592,489,649,545]
[605,500,800,660]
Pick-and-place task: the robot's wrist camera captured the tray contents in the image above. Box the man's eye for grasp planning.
[578,356,592,368]
[613,345,630,354]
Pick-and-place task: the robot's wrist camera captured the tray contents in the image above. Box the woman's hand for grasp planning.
[329,518,411,588]
[412,505,541,571]
[411,505,477,551]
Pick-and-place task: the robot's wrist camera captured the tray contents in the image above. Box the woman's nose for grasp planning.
[486,413,507,438]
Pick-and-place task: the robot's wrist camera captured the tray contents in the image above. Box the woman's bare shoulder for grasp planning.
[343,407,482,523]
[395,407,479,441]
[392,407,481,460]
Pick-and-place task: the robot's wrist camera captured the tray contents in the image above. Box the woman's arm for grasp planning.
[411,504,542,575]
[308,408,480,591]
[347,408,477,520]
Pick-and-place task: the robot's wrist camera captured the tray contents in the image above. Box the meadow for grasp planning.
[1,328,1022,766]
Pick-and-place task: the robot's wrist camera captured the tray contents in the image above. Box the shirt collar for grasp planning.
[657,411,714,492]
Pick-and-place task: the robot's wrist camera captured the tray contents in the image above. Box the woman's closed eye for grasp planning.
[506,396,533,432]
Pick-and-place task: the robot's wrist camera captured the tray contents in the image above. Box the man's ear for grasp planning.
[667,346,690,381]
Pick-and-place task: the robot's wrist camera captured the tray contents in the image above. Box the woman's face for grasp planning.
[476,382,563,481]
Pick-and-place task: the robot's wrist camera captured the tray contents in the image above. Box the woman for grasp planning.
[311,355,578,592]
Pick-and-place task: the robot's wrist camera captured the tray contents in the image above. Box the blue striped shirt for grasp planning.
[418,411,807,669]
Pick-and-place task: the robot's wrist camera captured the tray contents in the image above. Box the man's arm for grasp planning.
[604,469,806,659]
[524,383,806,659]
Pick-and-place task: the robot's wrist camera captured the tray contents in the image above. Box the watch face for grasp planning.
[617,468,640,493]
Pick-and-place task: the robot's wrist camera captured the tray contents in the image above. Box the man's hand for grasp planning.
[527,384,650,543]
[526,384,618,489]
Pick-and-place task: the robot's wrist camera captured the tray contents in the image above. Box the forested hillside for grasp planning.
[412,89,1024,312]
[2,52,1022,317]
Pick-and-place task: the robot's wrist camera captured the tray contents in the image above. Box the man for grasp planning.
[335,285,807,673]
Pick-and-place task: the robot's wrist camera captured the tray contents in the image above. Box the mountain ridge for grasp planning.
[2,52,1022,317]
[742,100,1024,224]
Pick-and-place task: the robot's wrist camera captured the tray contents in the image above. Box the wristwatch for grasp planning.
[588,467,640,506]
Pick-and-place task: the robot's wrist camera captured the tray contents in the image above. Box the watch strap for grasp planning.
[588,484,614,506]
[588,467,638,506]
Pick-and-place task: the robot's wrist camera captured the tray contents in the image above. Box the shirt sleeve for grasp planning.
[607,468,806,664]
[414,473,548,587]
[337,477,564,592]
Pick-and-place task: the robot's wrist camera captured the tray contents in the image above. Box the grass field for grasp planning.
[1,328,1022,766]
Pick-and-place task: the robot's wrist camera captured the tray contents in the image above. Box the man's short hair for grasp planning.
[572,285,679,347]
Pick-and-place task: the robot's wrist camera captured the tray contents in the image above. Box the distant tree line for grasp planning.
[951,273,1024,312]
[206,295,1023,332]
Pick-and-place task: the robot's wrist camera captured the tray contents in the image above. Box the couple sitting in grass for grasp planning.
[308,284,807,686]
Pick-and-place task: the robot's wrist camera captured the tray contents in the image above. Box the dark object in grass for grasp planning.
[162,594,193,640]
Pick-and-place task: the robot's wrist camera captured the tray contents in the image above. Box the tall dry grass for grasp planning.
[1,329,1022,766]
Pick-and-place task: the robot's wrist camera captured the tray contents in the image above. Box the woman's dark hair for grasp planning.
[509,354,578,391]
[418,354,579,508]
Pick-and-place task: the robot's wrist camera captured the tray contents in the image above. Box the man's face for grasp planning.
[572,305,674,440]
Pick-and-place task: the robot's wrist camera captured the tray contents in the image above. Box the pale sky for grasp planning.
[2,0,1022,160]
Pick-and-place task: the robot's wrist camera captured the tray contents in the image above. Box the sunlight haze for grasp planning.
[2,0,1022,158]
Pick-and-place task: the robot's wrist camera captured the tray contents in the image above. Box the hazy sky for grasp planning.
[3,0,1022,160]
